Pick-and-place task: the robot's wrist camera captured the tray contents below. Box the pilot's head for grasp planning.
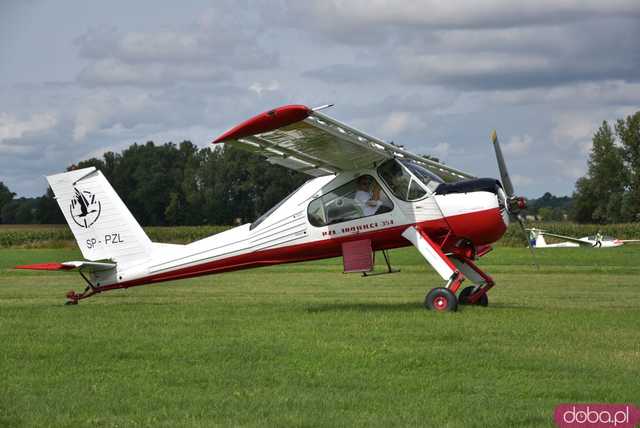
[357,176,370,190]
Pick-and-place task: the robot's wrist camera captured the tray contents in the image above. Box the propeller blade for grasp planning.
[490,130,514,197]
[517,217,539,269]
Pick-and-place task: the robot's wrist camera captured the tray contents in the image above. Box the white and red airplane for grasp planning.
[17,104,530,311]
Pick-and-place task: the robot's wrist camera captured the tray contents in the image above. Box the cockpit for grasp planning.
[377,159,444,201]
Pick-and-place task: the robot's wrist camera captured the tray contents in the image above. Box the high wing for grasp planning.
[212,104,475,182]
[538,232,595,247]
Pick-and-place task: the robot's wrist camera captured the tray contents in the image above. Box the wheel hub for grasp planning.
[433,296,447,310]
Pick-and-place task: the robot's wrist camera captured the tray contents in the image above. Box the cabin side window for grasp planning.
[377,159,430,201]
[307,175,394,227]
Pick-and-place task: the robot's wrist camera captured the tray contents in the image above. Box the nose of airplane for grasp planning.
[434,178,509,245]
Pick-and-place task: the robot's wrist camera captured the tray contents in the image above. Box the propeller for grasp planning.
[490,130,538,268]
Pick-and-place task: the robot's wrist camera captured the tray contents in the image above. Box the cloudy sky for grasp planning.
[1,0,639,198]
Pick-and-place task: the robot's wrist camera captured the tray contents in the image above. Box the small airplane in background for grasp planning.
[527,228,640,248]
[17,104,535,311]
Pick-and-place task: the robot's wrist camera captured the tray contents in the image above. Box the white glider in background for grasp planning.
[527,228,640,248]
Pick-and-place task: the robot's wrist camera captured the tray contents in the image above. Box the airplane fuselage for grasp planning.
[93,168,509,291]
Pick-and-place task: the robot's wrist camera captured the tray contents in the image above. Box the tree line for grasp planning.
[572,111,640,223]
[2,111,637,226]
[0,142,306,226]
[1,140,573,226]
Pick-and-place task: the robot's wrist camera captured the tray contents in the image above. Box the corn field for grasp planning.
[1,223,639,249]
[0,225,231,248]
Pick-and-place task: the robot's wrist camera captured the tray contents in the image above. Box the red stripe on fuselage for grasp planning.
[110,207,505,291]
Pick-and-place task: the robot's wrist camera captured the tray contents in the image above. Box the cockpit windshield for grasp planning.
[377,159,444,201]
[399,160,444,193]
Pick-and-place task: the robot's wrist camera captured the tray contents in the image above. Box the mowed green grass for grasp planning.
[1,247,639,427]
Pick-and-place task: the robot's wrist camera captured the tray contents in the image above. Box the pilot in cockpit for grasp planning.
[354,176,382,216]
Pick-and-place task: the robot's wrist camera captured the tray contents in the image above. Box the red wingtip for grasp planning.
[212,104,312,144]
[15,263,74,271]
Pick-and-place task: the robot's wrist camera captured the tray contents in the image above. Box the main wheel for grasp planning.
[458,286,488,307]
[424,287,458,312]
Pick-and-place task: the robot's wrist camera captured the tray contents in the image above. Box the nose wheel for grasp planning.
[425,287,458,312]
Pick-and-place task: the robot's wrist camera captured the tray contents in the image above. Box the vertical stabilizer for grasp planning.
[535,233,547,248]
[47,167,152,265]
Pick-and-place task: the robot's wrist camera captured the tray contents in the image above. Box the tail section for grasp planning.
[535,233,547,247]
[527,228,548,248]
[47,167,152,265]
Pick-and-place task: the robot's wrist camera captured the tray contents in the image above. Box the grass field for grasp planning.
[1,247,639,427]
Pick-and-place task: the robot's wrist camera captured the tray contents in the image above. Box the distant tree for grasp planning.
[70,157,106,172]
[571,176,598,223]
[616,111,640,221]
[525,192,572,221]
[0,182,15,223]
[572,121,627,223]
[1,198,37,224]
[550,207,565,221]
[34,187,65,224]
[15,201,35,224]
[537,207,553,221]
[0,200,18,224]
[164,192,184,226]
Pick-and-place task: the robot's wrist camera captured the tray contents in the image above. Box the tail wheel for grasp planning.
[425,287,458,312]
[458,286,489,307]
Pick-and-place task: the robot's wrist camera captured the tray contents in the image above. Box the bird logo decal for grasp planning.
[69,188,101,228]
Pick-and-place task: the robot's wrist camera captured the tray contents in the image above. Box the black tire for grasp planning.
[424,287,458,312]
[458,286,488,307]
[458,286,474,305]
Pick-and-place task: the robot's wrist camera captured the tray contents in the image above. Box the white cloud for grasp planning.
[78,58,229,87]
[430,142,451,159]
[512,174,533,186]
[74,10,279,88]
[249,80,280,96]
[0,112,57,141]
[401,53,550,80]
[553,159,587,180]
[551,113,599,154]
[301,0,640,28]
[381,111,411,135]
[503,134,533,156]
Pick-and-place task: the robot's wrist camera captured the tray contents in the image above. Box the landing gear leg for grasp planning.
[64,270,101,305]
[450,256,494,307]
[401,226,467,312]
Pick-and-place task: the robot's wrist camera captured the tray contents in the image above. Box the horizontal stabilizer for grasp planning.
[16,261,116,272]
